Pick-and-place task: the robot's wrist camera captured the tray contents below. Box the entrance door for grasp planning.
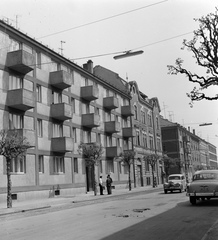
[137,165,143,186]
[86,166,94,192]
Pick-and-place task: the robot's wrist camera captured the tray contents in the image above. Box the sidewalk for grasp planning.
[0,185,162,216]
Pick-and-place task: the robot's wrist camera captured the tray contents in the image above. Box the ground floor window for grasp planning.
[10,156,26,173]
[106,160,114,173]
[53,156,65,174]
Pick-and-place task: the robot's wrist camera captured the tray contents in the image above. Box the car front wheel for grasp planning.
[164,190,167,194]
[190,196,196,205]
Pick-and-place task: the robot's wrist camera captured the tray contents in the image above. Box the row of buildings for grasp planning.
[0,20,217,201]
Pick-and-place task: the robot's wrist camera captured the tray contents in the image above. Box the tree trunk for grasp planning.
[6,158,12,208]
[93,168,97,196]
[152,168,155,188]
[128,165,131,191]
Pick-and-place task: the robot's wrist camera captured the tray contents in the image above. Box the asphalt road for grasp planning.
[0,190,218,240]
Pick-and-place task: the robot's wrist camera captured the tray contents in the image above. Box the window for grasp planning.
[22,44,33,54]
[71,98,75,113]
[36,85,42,102]
[9,37,20,51]
[9,113,23,129]
[143,133,147,148]
[36,52,41,69]
[53,91,62,104]
[149,136,154,149]
[53,156,65,173]
[156,116,159,130]
[52,123,63,137]
[96,133,101,143]
[141,111,146,124]
[124,164,128,174]
[136,131,140,146]
[134,105,138,120]
[39,155,44,173]
[106,160,114,173]
[148,114,152,126]
[84,130,91,143]
[74,158,78,173]
[37,119,43,137]
[145,160,150,171]
[10,156,26,173]
[72,127,77,143]
[9,75,23,90]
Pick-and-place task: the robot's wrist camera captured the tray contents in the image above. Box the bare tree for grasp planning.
[0,130,30,208]
[78,142,104,196]
[168,8,218,106]
[118,150,136,191]
[144,154,159,188]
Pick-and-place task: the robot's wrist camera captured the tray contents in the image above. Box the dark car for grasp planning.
[186,170,218,205]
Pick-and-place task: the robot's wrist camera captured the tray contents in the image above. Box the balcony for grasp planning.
[82,113,100,128]
[122,127,136,138]
[106,146,122,158]
[105,121,120,134]
[103,96,119,110]
[6,50,34,75]
[50,70,73,90]
[8,129,35,147]
[81,85,99,101]
[7,89,35,111]
[51,103,72,121]
[121,105,134,117]
[51,137,73,153]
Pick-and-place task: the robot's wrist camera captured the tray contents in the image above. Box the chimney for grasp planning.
[188,126,190,132]
[83,60,93,74]
[193,129,195,135]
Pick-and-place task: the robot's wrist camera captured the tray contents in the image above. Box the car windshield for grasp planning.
[169,176,181,180]
[193,173,218,181]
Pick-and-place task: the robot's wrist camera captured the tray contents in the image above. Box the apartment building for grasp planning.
[92,67,164,188]
[128,81,163,186]
[0,20,135,200]
[160,117,217,182]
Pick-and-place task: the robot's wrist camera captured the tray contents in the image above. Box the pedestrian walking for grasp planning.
[99,176,104,195]
[106,174,113,195]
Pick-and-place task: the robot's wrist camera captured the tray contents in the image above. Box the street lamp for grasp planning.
[113,50,144,60]
[199,123,212,126]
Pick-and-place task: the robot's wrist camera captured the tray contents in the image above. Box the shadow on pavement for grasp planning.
[101,199,218,240]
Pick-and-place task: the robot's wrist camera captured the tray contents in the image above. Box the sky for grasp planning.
[1,0,218,148]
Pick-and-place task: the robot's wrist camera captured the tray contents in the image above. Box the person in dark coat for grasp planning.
[99,176,104,195]
[106,174,113,195]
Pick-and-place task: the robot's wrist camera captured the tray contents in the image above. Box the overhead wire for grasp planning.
[37,0,168,39]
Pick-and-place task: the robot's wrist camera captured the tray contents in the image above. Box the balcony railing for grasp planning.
[51,137,73,153]
[7,89,35,111]
[106,146,122,158]
[105,121,120,134]
[81,85,99,101]
[121,105,134,117]
[122,127,136,138]
[82,113,100,128]
[103,96,119,110]
[51,103,72,121]
[50,70,73,89]
[6,50,34,75]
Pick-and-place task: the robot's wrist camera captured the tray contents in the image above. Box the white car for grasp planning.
[164,174,186,194]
